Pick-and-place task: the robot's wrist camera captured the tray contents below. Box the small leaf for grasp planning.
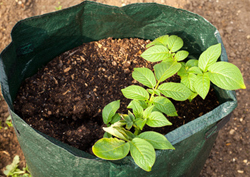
[188,92,198,102]
[141,45,171,62]
[143,105,155,119]
[181,73,197,92]
[135,118,147,130]
[158,82,192,101]
[167,35,184,52]
[127,100,144,118]
[138,131,175,150]
[154,61,181,82]
[129,138,156,172]
[102,100,120,124]
[207,62,246,90]
[122,85,149,100]
[147,111,172,127]
[147,89,154,95]
[152,96,177,116]
[103,126,134,141]
[103,132,112,138]
[132,68,156,88]
[128,100,148,109]
[128,110,136,121]
[146,35,169,48]
[92,138,130,160]
[110,113,122,124]
[154,89,161,96]
[188,66,203,74]
[177,62,188,77]
[138,100,148,109]
[186,59,198,68]
[124,114,134,130]
[194,73,211,99]
[174,50,189,61]
[198,43,221,72]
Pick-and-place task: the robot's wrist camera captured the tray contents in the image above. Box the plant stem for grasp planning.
[148,80,161,104]
[134,127,141,136]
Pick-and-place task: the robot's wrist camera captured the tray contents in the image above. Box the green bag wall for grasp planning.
[0,1,237,177]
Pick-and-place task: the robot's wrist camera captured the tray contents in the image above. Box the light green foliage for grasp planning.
[207,62,246,90]
[92,34,245,172]
[132,68,156,88]
[55,2,62,10]
[4,155,31,177]
[138,131,175,150]
[121,85,149,100]
[129,138,155,172]
[178,43,246,99]
[92,138,130,160]
[102,100,120,124]
[154,61,181,82]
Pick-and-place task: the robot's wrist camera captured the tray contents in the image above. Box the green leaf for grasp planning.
[135,118,147,130]
[152,96,177,116]
[194,73,211,99]
[154,89,161,96]
[148,89,161,96]
[188,66,203,74]
[127,100,144,118]
[154,61,181,82]
[102,100,120,124]
[129,138,156,172]
[207,62,246,90]
[186,59,198,68]
[92,138,130,160]
[103,126,135,141]
[132,68,156,88]
[181,73,197,92]
[167,35,184,52]
[122,85,149,100]
[103,132,112,138]
[143,105,155,119]
[146,35,169,48]
[158,82,192,101]
[110,113,122,124]
[141,45,171,62]
[147,89,154,95]
[198,43,221,72]
[177,62,188,77]
[147,111,172,127]
[128,110,136,121]
[128,100,148,109]
[124,113,134,130]
[188,92,198,102]
[174,50,189,61]
[138,131,175,150]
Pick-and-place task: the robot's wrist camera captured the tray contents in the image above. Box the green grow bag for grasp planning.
[0,1,237,177]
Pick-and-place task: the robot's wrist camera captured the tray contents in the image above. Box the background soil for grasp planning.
[0,0,249,176]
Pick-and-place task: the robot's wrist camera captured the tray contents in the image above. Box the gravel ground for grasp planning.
[0,0,249,176]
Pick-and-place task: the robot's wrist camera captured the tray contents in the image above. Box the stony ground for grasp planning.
[0,0,249,176]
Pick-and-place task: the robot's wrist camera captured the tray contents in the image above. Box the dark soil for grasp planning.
[13,37,219,153]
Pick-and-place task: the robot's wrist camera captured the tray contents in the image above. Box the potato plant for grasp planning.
[92,34,246,172]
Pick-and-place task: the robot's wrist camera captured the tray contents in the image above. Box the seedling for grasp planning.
[92,34,246,172]
[5,115,13,128]
[4,155,31,177]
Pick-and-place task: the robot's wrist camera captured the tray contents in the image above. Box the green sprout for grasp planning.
[4,155,31,177]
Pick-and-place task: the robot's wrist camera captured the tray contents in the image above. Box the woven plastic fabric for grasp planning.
[0,1,237,177]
